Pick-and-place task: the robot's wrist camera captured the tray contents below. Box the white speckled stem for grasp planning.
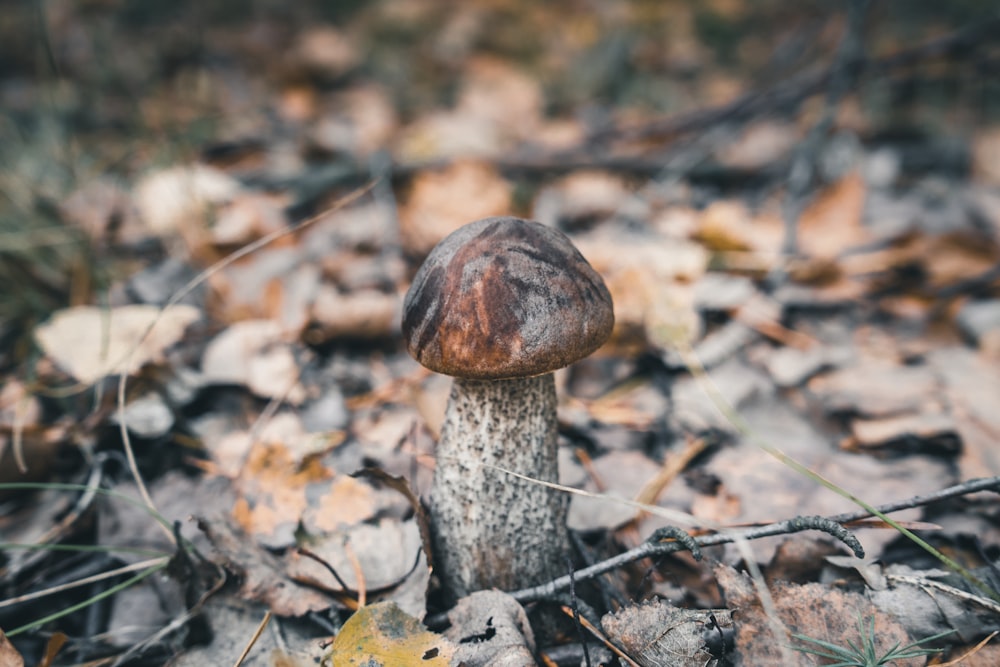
[431,374,568,599]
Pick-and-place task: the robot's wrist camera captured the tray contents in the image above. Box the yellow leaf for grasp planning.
[327,602,455,666]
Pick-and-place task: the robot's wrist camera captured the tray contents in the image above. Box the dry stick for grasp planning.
[510,476,1000,603]
[232,611,272,667]
[884,574,1000,616]
[480,462,788,636]
[634,437,707,508]
[114,182,375,541]
[936,631,999,667]
[677,337,1000,603]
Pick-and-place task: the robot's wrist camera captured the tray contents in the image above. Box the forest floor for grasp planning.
[2,2,1000,665]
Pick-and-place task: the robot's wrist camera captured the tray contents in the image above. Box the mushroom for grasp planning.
[402,216,614,598]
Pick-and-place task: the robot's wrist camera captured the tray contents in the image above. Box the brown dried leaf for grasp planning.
[929,346,1000,478]
[716,563,921,666]
[58,178,143,244]
[198,516,339,616]
[567,450,662,532]
[972,127,1000,186]
[808,360,940,418]
[846,412,960,455]
[602,598,733,667]
[311,86,398,157]
[715,121,799,169]
[210,192,288,246]
[287,518,428,617]
[0,630,24,667]
[456,56,543,141]
[575,231,706,351]
[233,441,338,547]
[209,248,319,334]
[292,26,360,78]
[694,201,784,257]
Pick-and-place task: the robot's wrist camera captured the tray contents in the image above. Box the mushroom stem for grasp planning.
[431,373,568,598]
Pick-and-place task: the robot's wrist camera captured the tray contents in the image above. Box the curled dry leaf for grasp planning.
[34,304,200,384]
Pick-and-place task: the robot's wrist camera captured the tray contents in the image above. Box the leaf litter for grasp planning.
[3,2,1000,665]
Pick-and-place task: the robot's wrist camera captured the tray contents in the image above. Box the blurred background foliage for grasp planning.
[0,0,997,365]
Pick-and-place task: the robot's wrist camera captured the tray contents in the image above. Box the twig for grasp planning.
[885,573,1000,616]
[233,610,272,667]
[509,476,1000,603]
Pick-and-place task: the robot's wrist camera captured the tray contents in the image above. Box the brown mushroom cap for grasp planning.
[402,216,614,380]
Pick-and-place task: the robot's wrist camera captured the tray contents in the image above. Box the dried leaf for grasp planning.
[201,319,307,403]
[327,602,455,666]
[797,172,869,260]
[134,164,241,236]
[602,598,733,667]
[0,630,24,667]
[198,516,339,616]
[399,161,511,257]
[34,305,199,384]
[716,563,921,667]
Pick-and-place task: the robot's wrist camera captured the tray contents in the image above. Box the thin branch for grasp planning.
[509,476,1000,603]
